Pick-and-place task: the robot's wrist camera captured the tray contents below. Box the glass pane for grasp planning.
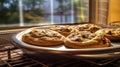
[23,0,51,25]
[73,0,89,23]
[0,0,89,27]
[53,0,73,24]
[0,0,19,27]
[98,0,108,25]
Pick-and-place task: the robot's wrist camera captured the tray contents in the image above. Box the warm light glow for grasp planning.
[19,0,24,26]
[50,0,54,24]
[71,0,74,23]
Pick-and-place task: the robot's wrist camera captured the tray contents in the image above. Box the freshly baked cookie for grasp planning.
[64,31,111,49]
[95,28,120,41]
[74,24,102,33]
[22,28,65,46]
[50,25,75,36]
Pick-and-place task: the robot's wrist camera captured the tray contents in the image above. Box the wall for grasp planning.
[108,0,120,25]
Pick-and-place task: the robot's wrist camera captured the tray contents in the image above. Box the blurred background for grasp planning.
[0,0,120,27]
[0,0,89,27]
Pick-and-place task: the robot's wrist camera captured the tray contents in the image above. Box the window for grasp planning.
[22,0,52,25]
[0,0,19,26]
[0,0,89,27]
[98,0,108,25]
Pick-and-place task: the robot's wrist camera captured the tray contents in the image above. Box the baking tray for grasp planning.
[11,26,120,59]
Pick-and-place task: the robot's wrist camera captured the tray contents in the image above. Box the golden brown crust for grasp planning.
[74,24,102,33]
[50,25,75,36]
[95,28,120,41]
[64,31,111,49]
[110,21,120,26]
[22,28,65,46]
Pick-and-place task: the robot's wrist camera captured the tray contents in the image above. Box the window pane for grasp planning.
[98,0,108,25]
[23,0,51,25]
[0,0,19,27]
[0,0,89,27]
[73,0,89,23]
[53,0,73,24]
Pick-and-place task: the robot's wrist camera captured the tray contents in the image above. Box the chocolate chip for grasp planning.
[107,31,112,35]
[82,35,88,38]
